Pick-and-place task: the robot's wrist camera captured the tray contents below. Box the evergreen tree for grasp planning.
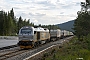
[3,12,8,35]
[74,11,90,39]
[7,12,14,35]
[10,8,14,20]
[10,8,17,34]
[18,16,23,30]
[0,11,5,35]
[74,1,90,39]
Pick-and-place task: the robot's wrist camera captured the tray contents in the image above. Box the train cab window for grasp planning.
[21,28,32,34]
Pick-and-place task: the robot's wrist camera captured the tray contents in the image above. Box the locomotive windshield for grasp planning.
[21,28,32,34]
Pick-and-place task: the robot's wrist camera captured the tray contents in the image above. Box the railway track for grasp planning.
[0,36,73,60]
[0,48,30,60]
[0,40,54,60]
[0,44,18,50]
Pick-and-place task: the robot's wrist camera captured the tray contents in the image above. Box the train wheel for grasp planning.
[34,42,39,48]
[46,39,50,43]
[33,42,39,48]
[37,41,41,46]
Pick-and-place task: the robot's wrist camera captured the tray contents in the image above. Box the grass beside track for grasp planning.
[42,36,90,60]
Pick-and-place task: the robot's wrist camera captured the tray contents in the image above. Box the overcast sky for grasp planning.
[0,0,85,25]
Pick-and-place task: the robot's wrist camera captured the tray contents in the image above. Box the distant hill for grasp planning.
[57,20,75,32]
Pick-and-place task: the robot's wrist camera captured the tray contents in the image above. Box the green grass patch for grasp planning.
[44,36,90,60]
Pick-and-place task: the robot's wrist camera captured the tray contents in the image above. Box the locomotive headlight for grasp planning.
[29,35,34,41]
[30,39,33,41]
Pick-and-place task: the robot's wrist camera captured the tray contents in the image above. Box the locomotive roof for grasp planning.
[20,26,49,32]
[50,29,61,31]
[34,27,49,32]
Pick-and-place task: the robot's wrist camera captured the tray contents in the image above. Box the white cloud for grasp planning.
[33,19,38,24]
[0,0,85,25]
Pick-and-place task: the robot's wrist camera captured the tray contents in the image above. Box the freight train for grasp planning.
[18,26,73,49]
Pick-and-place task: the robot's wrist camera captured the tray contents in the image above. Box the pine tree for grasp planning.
[0,11,2,35]
[74,11,90,39]
[74,1,90,39]
[7,12,14,35]
[3,12,8,35]
[18,16,23,30]
[10,8,14,20]
[10,8,17,35]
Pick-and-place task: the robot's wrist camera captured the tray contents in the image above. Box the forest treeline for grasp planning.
[0,8,59,36]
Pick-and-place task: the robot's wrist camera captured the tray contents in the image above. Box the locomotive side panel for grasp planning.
[50,29,61,41]
[39,31,50,44]
[57,29,61,38]
[50,31,57,38]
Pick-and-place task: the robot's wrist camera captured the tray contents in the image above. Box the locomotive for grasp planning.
[18,26,73,49]
[18,26,50,48]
